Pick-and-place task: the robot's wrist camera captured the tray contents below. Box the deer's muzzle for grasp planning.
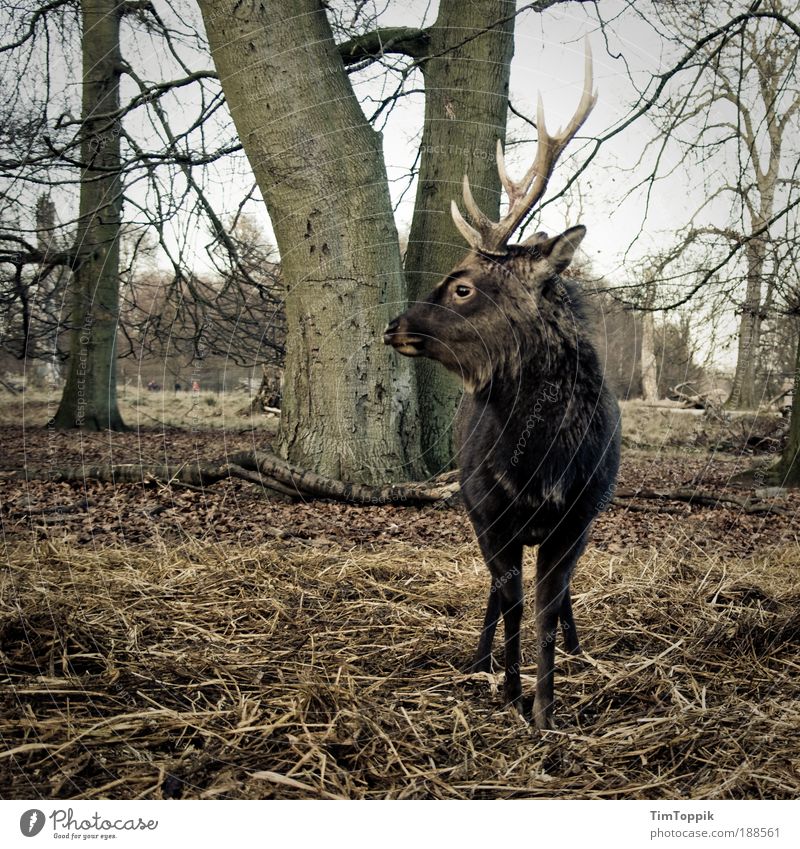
[383,316,425,356]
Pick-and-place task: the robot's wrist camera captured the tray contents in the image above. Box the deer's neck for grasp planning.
[477,327,596,422]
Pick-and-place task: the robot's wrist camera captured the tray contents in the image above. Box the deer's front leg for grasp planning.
[499,569,524,708]
[534,530,588,729]
[533,573,564,729]
[476,532,524,709]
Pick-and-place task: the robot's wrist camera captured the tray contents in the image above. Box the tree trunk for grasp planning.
[727,238,765,410]
[780,321,800,485]
[640,281,659,401]
[199,0,420,483]
[52,0,125,431]
[404,0,515,472]
[640,311,659,401]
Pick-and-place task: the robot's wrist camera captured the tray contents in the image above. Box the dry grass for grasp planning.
[0,388,274,430]
[1,391,782,447]
[619,399,784,452]
[1,537,798,799]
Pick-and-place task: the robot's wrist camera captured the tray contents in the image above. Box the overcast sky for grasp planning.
[8,1,791,371]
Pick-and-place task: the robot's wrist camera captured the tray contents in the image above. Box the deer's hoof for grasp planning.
[533,705,555,731]
[466,654,494,674]
[505,691,534,724]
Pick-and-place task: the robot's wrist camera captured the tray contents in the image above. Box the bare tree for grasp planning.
[0,192,70,369]
[718,4,800,408]
[50,0,126,429]
[640,276,659,402]
[600,0,800,410]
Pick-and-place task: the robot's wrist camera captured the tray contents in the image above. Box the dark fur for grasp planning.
[385,232,621,729]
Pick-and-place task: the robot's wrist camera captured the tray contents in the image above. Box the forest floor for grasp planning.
[0,394,799,799]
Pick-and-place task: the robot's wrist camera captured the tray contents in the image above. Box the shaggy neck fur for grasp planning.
[470,258,597,416]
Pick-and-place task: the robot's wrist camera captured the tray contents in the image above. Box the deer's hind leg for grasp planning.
[468,585,501,673]
[559,587,581,655]
[474,531,524,709]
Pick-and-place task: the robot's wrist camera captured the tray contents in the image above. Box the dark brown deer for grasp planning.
[384,45,620,730]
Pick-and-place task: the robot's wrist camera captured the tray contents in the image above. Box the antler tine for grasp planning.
[552,39,598,145]
[505,92,552,203]
[450,200,484,251]
[450,38,597,255]
[451,173,494,250]
[461,174,493,230]
[517,42,596,187]
[496,140,521,201]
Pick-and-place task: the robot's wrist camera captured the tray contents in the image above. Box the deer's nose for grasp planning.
[383,317,400,344]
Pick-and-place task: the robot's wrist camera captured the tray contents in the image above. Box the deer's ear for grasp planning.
[519,230,550,248]
[539,225,586,273]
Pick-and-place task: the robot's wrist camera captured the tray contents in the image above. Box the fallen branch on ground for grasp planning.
[4,450,461,506]
[3,454,785,512]
[614,487,786,515]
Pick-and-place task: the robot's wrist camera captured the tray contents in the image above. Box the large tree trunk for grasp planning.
[404,0,515,472]
[199,0,420,483]
[52,0,125,430]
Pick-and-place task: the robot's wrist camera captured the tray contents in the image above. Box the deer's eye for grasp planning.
[454,284,473,299]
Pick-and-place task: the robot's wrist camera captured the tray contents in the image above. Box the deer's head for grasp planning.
[384,44,597,393]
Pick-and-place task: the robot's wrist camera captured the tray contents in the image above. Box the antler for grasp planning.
[451,40,598,256]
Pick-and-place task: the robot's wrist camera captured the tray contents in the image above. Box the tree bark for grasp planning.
[198,0,421,484]
[727,238,765,409]
[640,283,659,401]
[51,0,125,431]
[404,0,515,472]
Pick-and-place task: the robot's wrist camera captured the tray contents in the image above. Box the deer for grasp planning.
[383,44,620,730]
